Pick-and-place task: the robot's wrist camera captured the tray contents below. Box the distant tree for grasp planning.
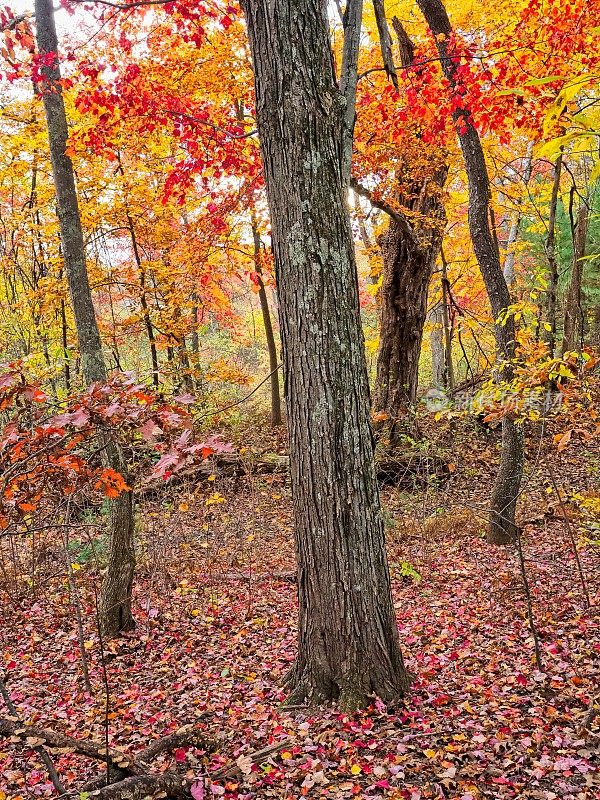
[417,0,524,545]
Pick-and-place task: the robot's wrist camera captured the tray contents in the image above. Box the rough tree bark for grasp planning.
[562,202,588,355]
[371,172,447,443]
[417,0,524,545]
[544,154,563,355]
[242,0,410,708]
[359,15,447,442]
[251,220,282,426]
[35,0,136,634]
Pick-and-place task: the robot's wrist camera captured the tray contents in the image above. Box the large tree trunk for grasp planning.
[372,170,446,443]
[417,0,524,545]
[242,0,410,709]
[35,0,135,635]
[562,203,588,355]
[544,154,563,355]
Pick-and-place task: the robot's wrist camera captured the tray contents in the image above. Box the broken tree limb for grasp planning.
[138,451,450,499]
[87,772,190,800]
[0,716,141,776]
[0,714,218,798]
[84,738,292,799]
[212,737,292,780]
[138,724,217,764]
[137,453,289,498]
[0,677,66,795]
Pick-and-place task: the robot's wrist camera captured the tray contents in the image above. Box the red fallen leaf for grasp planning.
[174,747,187,763]
[6,660,16,670]
[432,693,450,706]
[516,673,527,686]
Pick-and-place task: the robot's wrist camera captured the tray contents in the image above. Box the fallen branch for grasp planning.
[85,737,292,799]
[0,679,65,795]
[212,737,292,780]
[87,772,189,800]
[137,453,289,498]
[139,451,450,498]
[0,716,141,776]
[138,725,217,763]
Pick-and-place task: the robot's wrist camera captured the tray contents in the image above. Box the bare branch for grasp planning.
[339,0,364,184]
[372,1,398,88]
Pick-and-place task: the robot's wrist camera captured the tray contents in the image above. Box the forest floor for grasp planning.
[0,415,599,800]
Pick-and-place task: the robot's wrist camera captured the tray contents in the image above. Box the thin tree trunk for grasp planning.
[242,0,410,709]
[190,300,200,354]
[440,250,455,391]
[429,300,445,389]
[60,296,71,392]
[117,160,160,388]
[252,220,282,426]
[562,203,588,355]
[35,0,135,635]
[418,0,524,545]
[544,154,562,355]
[503,141,534,288]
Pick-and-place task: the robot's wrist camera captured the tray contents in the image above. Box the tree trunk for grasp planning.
[35,0,135,635]
[367,16,446,443]
[544,154,562,355]
[429,301,445,389]
[372,188,445,443]
[242,0,410,709]
[252,221,282,426]
[117,159,160,388]
[562,203,588,355]
[417,0,524,545]
[503,142,534,288]
[440,251,455,391]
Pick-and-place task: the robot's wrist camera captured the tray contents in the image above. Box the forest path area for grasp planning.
[1,423,599,800]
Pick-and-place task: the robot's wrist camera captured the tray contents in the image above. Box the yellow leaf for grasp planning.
[71,562,81,571]
[350,764,361,775]
[281,751,292,760]
[191,609,201,617]
[205,492,225,506]
[424,749,437,759]
[84,640,94,651]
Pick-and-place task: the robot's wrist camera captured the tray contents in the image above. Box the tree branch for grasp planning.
[0,682,66,796]
[350,177,414,240]
[372,0,398,88]
[339,0,364,184]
